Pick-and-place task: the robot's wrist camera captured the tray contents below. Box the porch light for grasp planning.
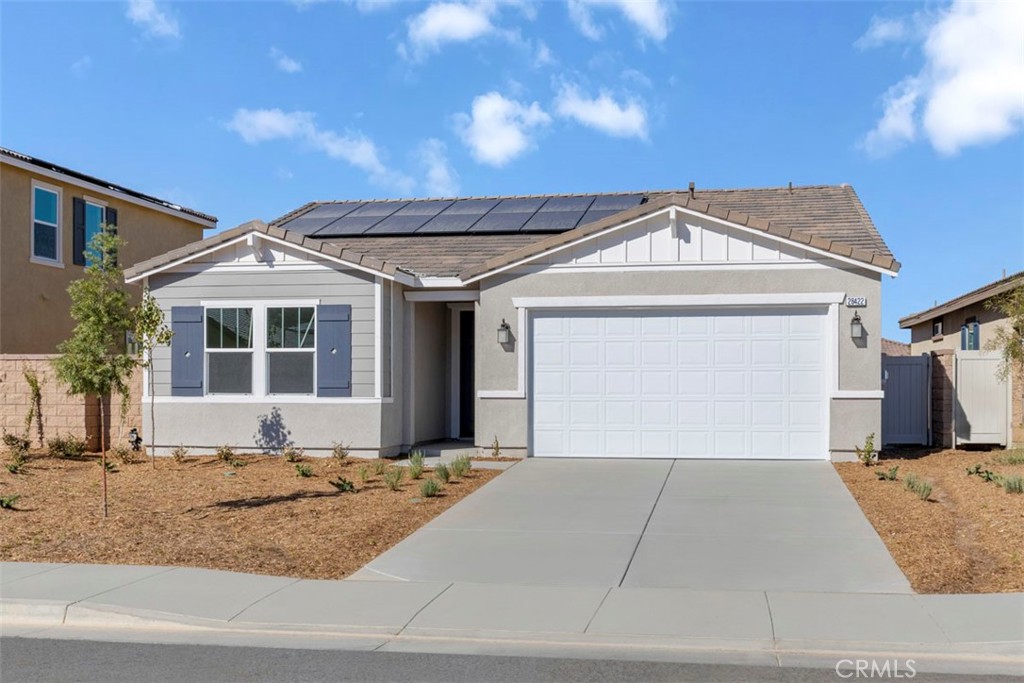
[497,319,512,345]
[850,312,864,339]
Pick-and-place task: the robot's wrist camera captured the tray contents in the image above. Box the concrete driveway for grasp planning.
[355,459,911,593]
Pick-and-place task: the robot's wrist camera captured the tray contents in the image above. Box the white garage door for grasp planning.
[531,308,828,459]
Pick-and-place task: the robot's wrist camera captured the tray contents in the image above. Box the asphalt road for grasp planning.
[1,638,1016,683]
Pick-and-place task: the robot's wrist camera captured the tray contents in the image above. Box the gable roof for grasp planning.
[899,270,1023,328]
[881,338,911,356]
[1,146,217,226]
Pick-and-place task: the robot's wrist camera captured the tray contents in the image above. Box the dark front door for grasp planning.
[459,310,475,438]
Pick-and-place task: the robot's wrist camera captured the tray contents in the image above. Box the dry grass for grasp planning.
[0,452,498,579]
[835,448,1024,593]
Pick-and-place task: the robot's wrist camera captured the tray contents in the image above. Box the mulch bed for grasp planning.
[835,448,1024,593]
[0,452,499,579]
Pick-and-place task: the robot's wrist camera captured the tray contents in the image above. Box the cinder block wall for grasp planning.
[0,355,142,450]
[931,350,954,448]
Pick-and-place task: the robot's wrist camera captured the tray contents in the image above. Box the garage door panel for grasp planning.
[604,400,635,424]
[641,401,673,425]
[714,371,746,395]
[605,341,636,365]
[534,370,566,395]
[677,401,709,426]
[751,401,784,427]
[641,340,673,365]
[570,342,600,365]
[642,431,673,457]
[713,401,746,426]
[570,371,601,395]
[714,431,747,457]
[714,316,746,335]
[714,340,747,365]
[678,341,709,364]
[752,371,784,396]
[752,340,785,366]
[677,371,709,396]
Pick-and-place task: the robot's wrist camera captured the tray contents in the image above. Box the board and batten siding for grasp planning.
[148,267,376,397]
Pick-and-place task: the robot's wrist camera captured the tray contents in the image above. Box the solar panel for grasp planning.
[442,198,501,214]
[302,203,365,218]
[491,197,546,213]
[344,201,410,217]
[589,194,644,211]
[521,210,586,233]
[578,209,625,227]
[537,196,595,212]
[471,212,535,232]
[279,216,338,235]
[313,215,388,236]
[393,200,453,216]
[415,213,485,234]
[363,214,435,235]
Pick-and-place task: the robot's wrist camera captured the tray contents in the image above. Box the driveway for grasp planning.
[355,459,912,593]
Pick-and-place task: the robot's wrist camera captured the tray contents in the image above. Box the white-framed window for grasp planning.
[205,307,254,395]
[266,306,316,395]
[31,181,61,264]
[931,319,943,338]
[84,197,106,266]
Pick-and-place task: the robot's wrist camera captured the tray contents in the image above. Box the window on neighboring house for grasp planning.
[266,307,316,394]
[31,183,61,263]
[206,308,253,394]
[961,318,980,351]
[84,199,105,266]
[931,320,943,338]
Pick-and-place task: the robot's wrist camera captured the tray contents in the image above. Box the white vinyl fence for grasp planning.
[955,351,1010,447]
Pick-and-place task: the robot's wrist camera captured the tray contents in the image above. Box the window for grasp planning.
[31,183,61,263]
[931,320,943,338]
[961,318,980,351]
[84,199,105,266]
[266,307,315,394]
[206,308,253,394]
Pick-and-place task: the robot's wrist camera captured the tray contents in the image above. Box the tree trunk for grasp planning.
[100,395,108,518]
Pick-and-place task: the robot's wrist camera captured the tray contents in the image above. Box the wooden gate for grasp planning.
[955,351,1010,446]
[882,355,930,446]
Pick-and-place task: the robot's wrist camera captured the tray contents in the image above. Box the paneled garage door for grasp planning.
[531,308,828,459]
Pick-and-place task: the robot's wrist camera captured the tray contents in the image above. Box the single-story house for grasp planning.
[124,185,900,461]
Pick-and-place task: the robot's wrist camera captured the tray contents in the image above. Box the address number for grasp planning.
[846,296,867,308]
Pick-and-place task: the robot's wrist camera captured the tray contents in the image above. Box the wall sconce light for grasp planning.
[497,319,512,344]
[850,312,864,339]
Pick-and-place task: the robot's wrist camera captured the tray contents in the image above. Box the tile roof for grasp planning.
[881,338,911,356]
[899,270,1024,328]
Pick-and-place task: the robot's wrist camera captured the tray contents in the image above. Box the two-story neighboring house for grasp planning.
[0,147,217,446]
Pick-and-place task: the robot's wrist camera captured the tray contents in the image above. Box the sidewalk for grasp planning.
[2,562,1022,676]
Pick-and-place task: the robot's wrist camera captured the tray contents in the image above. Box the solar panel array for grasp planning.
[279,194,647,237]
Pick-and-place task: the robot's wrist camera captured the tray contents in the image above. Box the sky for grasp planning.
[1,0,1022,340]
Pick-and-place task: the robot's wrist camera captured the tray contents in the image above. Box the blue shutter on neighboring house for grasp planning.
[960,325,968,350]
[171,306,204,396]
[317,304,352,397]
[104,207,118,234]
[72,198,86,266]
[971,322,981,350]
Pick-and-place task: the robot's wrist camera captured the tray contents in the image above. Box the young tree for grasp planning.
[53,228,135,517]
[985,283,1024,426]
[134,288,173,467]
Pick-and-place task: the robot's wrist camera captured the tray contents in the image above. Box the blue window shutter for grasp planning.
[960,325,968,350]
[171,306,204,396]
[104,206,118,234]
[72,198,86,266]
[317,304,352,397]
[971,322,980,350]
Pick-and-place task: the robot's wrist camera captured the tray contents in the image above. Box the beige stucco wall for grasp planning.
[0,163,208,353]
[908,300,1006,355]
[474,265,883,459]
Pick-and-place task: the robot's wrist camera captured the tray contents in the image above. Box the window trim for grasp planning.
[30,180,63,267]
[931,319,943,340]
[204,306,255,396]
[265,305,317,397]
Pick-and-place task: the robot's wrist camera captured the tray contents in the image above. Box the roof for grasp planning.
[1,147,217,225]
[273,184,894,261]
[881,338,911,356]
[899,270,1024,328]
[128,184,900,282]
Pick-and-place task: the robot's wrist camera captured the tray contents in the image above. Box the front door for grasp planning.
[459,310,475,438]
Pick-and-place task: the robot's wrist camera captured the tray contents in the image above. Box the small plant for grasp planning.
[904,473,933,501]
[434,462,451,483]
[329,476,355,493]
[358,465,371,483]
[216,444,236,463]
[171,444,189,462]
[373,459,388,476]
[22,366,44,448]
[229,458,247,468]
[331,442,350,465]
[112,444,136,465]
[382,467,405,491]
[408,450,425,479]
[419,477,441,498]
[47,433,87,459]
[0,494,20,510]
[99,460,118,473]
[2,431,30,454]
[875,465,899,481]
[450,455,472,478]
[966,464,1002,483]
[295,463,313,478]
[855,433,877,467]
[1002,475,1024,494]
[994,450,1024,466]
[491,435,500,458]
[283,446,304,463]
[6,459,25,475]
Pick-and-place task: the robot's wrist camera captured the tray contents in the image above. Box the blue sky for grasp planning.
[2,0,1022,339]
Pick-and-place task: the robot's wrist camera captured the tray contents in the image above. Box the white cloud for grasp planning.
[454,91,551,166]
[567,0,671,42]
[861,1,1024,156]
[226,108,414,193]
[125,0,180,39]
[403,2,497,59]
[269,47,303,74]
[854,16,910,50]
[534,41,554,67]
[70,56,93,76]
[554,84,648,139]
[417,139,460,196]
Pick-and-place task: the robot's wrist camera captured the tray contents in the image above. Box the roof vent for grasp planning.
[788,181,793,194]
[688,181,695,199]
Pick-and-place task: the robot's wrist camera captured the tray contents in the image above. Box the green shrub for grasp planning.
[6,461,24,475]
[491,435,501,458]
[99,460,118,473]
[295,463,313,478]
[216,444,236,463]
[450,455,472,478]
[904,473,932,501]
[408,450,425,479]
[1002,475,1024,494]
[382,467,404,491]
[331,442,350,465]
[283,446,304,463]
[112,444,137,465]
[875,465,899,481]
[994,450,1024,466]
[373,459,388,476]
[855,433,877,467]
[358,465,371,483]
[966,464,1002,483]
[171,444,189,462]
[419,478,441,498]
[329,476,355,493]
[47,433,87,459]
[434,462,450,483]
[2,431,30,453]
[0,494,20,510]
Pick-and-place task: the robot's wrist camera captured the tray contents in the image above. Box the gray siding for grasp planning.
[382,279,392,398]
[149,267,376,397]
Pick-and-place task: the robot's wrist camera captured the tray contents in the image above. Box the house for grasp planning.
[881,338,910,356]
[125,185,900,461]
[0,147,217,443]
[898,271,1023,447]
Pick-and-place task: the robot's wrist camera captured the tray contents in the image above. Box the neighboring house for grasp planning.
[0,147,217,443]
[125,185,900,461]
[881,338,910,356]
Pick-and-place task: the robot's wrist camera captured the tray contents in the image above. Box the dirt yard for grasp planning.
[0,452,499,579]
[835,448,1024,593]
